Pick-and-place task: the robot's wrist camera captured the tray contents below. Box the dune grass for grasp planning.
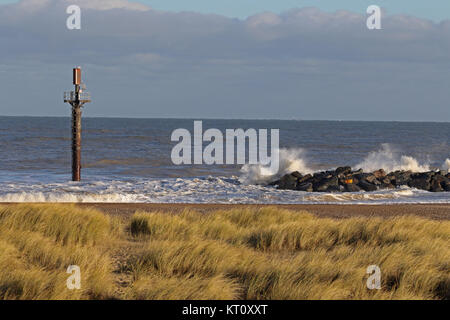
[127,208,450,300]
[0,204,114,299]
[0,204,448,300]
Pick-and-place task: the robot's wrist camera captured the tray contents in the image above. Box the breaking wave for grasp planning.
[239,148,313,185]
[356,144,432,172]
[443,159,450,171]
[0,176,448,204]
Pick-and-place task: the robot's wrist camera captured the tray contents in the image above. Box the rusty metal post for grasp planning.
[71,102,82,181]
[64,67,90,182]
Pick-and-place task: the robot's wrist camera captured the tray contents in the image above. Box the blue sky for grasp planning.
[0,0,449,21]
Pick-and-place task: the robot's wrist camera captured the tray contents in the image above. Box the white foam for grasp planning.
[239,148,313,185]
[443,159,450,172]
[0,176,448,205]
[356,144,431,172]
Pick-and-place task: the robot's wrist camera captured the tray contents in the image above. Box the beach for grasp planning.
[1,202,448,220]
[87,203,449,220]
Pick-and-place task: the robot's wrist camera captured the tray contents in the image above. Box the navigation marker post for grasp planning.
[63,67,91,181]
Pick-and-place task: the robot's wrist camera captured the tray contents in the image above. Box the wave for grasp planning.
[355,144,449,173]
[303,189,415,202]
[239,148,313,185]
[0,176,448,204]
[0,192,141,203]
[443,159,450,171]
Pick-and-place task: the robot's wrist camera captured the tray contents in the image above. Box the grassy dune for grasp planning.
[0,204,448,300]
[0,204,114,299]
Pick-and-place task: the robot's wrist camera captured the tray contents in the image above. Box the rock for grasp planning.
[268,180,279,186]
[430,175,449,192]
[340,176,356,185]
[443,181,450,192]
[345,184,361,192]
[390,170,412,186]
[373,169,387,179]
[411,172,434,180]
[277,174,297,190]
[358,180,378,192]
[438,170,447,176]
[297,182,313,192]
[335,166,352,175]
[297,174,312,184]
[269,167,449,193]
[353,172,369,182]
[314,177,339,192]
[381,177,391,184]
[430,179,444,192]
[348,176,359,185]
[365,174,379,184]
[326,185,341,193]
[291,171,303,179]
[351,169,363,175]
[408,178,431,191]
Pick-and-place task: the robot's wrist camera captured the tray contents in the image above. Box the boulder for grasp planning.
[314,177,339,192]
[335,166,352,176]
[297,182,313,192]
[430,179,444,192]
[408,178,431,191]
[411,172,434,181]
[365,174,380,184]
[345,184,361,192]
[373,169,387,179]
[297,174,313,184]
[390,171,412,186]
[380,183,395,190]
[443,181,450,192]
[326,185,342,193]
[358,180,378,192]
[381,177,392,184]
[291,171,303,179]
[277,174,297,190]
[430,174,450,192]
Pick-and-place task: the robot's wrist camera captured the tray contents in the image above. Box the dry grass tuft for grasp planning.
[0,204,114,299]
[128,207,450,300]
[0,204,448,300]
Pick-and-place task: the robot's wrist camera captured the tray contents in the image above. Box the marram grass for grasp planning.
[0,204,448,300]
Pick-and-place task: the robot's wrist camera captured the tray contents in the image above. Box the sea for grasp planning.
[0,117,449,204]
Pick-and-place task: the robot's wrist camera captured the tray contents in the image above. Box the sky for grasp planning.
[0,0,449,121]
[1,0,450,21]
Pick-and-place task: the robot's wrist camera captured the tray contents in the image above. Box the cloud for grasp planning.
[70,0,150,11]
[0,0,449,120]
[2,1,448,65]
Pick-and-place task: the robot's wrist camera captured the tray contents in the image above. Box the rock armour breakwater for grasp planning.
[271,167,450,193]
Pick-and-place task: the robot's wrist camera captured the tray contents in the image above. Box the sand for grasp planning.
[2,202,448,220]
[70,203,450,220]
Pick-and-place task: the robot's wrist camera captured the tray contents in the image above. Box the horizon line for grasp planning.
[0,115,449,123]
